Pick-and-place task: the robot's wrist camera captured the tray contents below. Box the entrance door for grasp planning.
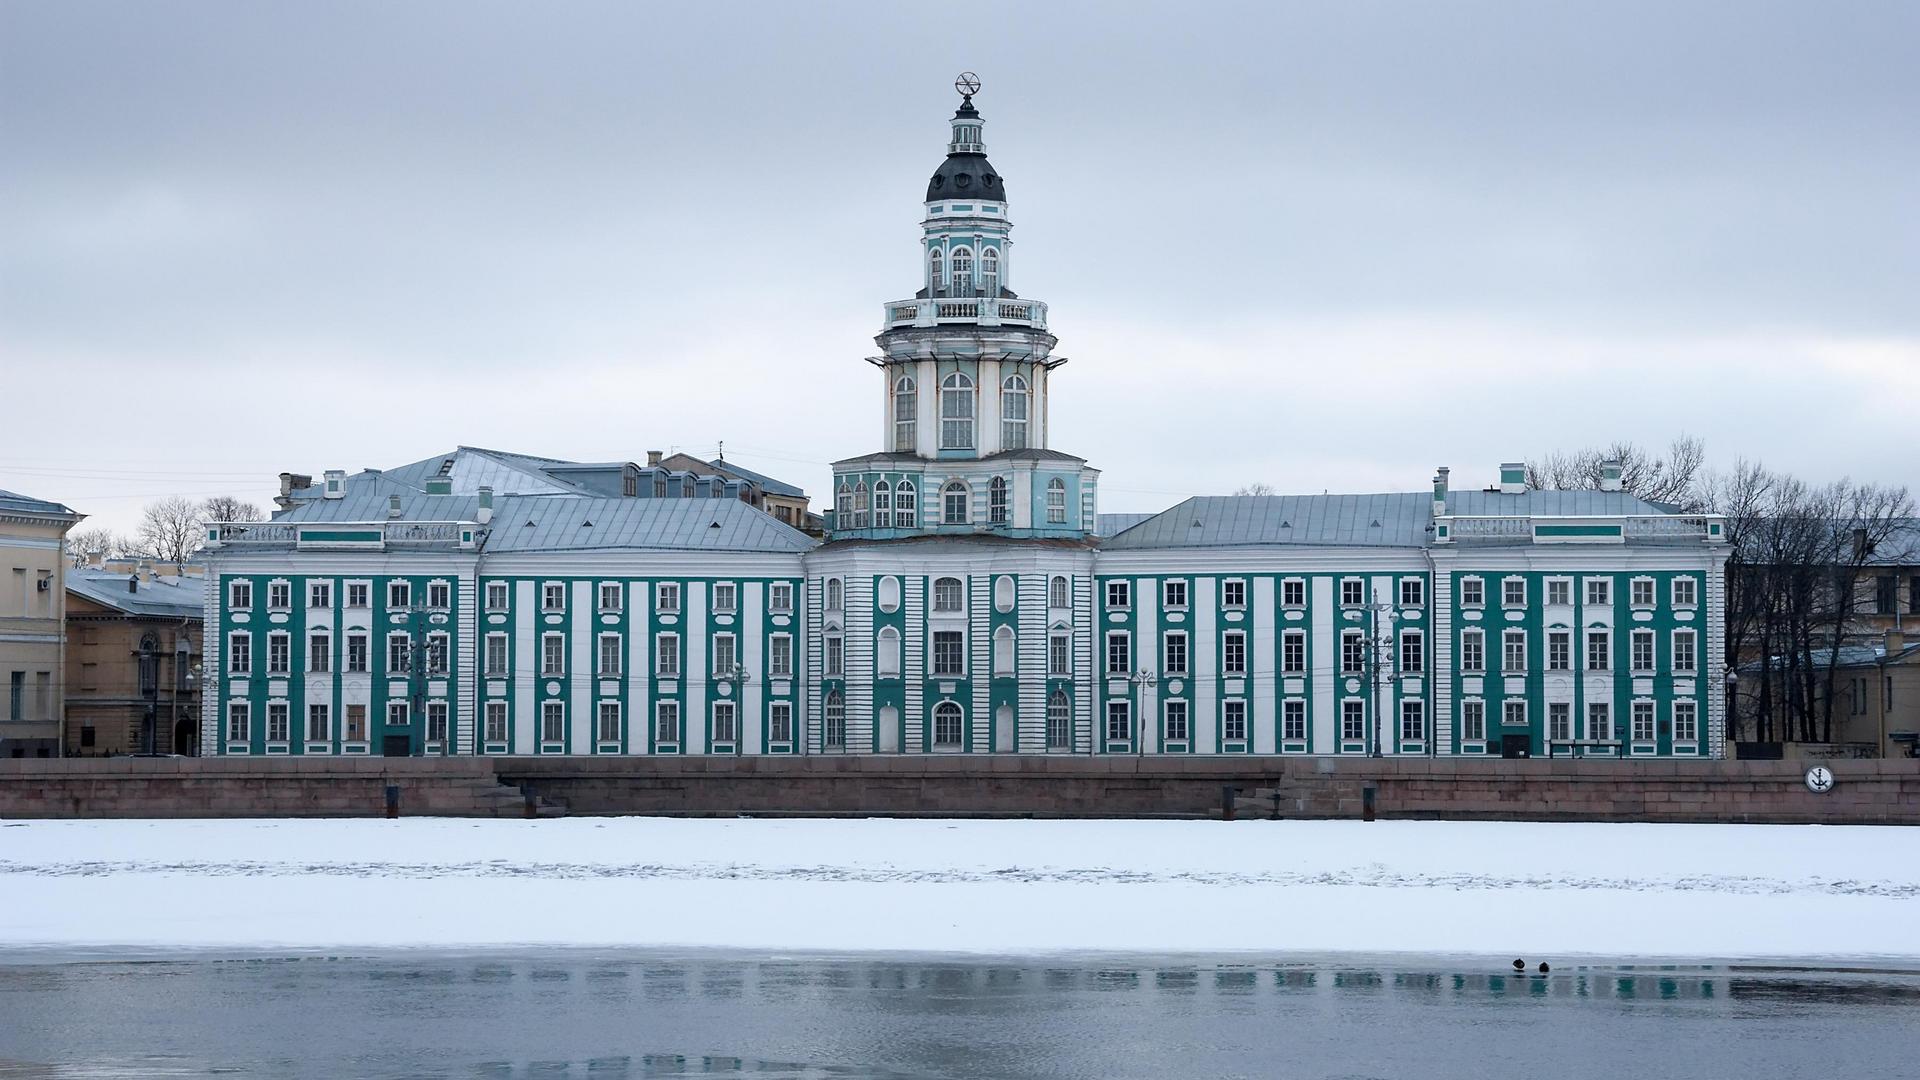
[1500,733,1531,759]
[381,734,413,757]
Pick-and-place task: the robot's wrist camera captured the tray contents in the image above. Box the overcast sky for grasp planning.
[4,1,1916,535]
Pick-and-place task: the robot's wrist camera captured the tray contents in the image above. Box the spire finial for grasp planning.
[954,71,981,104]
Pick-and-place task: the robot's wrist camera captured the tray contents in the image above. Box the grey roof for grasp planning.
[927,151,1006,203]
[709,460,804,498]
[1445,489,1674,516]
[383,447,591,496]
[1095,512,1157,537]
[1867,520,1920,566]
[273,491,484,524]
[0,489,82,520]
[978,448,1088,464]
[1102,494,1436,550]
[1740,641,1920,672]
[485,496,812,554]
[67,567,203,619]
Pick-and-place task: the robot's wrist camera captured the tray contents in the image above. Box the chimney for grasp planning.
[1889,628,1906,656]
[1600,458,1624,492]
[476,486,494,524]
[1499,462,1526,496]
[646,450,663,467]
[277,472,313,498]
[136,560,156,583]
[1432,467,1449,517]
[1853,527,1872,561]
[387,494,403,519]
[323,470,346,499]
[86,549,104,569]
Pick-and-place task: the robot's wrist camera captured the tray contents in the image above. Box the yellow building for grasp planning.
[64,557,206,756]
[1,489,84,757]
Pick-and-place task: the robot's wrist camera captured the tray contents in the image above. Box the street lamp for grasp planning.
[1724,667,1739,742]
[1129,668,1158,754]
[1368,597,1396,759]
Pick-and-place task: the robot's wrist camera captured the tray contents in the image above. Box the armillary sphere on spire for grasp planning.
[954,72,981,101]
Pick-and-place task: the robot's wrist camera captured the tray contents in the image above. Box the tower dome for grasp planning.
[925,100,1007,201]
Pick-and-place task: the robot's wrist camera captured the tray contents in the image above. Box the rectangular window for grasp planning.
[656,634,680,677]
[825,634,843,677]
[541,701,564,743]
[598,634,622,676]
[1283,700,1307,742]
[268,581,291,610]
[1632,630,1655,672]
[485,701,508,743]
[226,701,249,742]
[1632,701,1655,742]
[426,701,448,743]
[713,583,737,613]
[1222,580,1246,608]
[1163,580,1187,609]
[228,633,251,675]
[485,634,508,677]
[387,701,408,732]
[1106,632,1131,674]
[307,703,330,742]
[1399,579,1424,607]
[712,634,738,676]
[1049,633,1071,676]
[1504,631,1527,672]
[486,582,509,611]
[229,580,252,609]
[345,634,368,673]
[345,704,366,742]
[1282,579,1306,607]
[1399,700,1425,742]
[267,633,289,674]
[308,636,331,674]
[769,701,794,744]
[425,633,448,675]
[655,701,680,745]
[1547,579,1571,606]
[1631,579,1655,607]
[1587,631,1610,672]
[1341,632,1366,675]
[1549,701,1572,741]
[308,582,332,608]
[1341,579,1365,606]
[1460,577,1484,607]
[428,581,450,609]
[1461,630,1484,673]
[656,582,681,613]
[1223,700,1248,742]
[769,582,793,613]
[1399,630,1423,673]
[387,635,410,673]
[541,633,565,676]
[1588,702,1612,741]
[1341,700,1365,742]
[266,702,289,743]
[1461,699,1485,742]
[1222,631,1246,675]
[599,582,622,611]
[1105,580,1131,609]
[1163,699,1189,742]
[1673,577,1697,607]
[933,631,965,676]
[1503,579,1526,607]
[1673,630,1697,673]
[1162,632,1187,675]
[933,577,964,612]
[1105,701,1131,743]
[1047,693,1071,749]
[1586,579,1611,607]
[770,635,793,677]
[1673,700,1698,742]
[347,582,369,608]
[542,583,565,611]
[389,581,411,608]
[1504,700,1526,729]
[1283,631,1306,675]
[596,701,620,743]
[1548,631,1570,672]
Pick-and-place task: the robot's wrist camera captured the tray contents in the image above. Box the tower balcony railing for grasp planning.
[883,296,1048,331]
[204,520,478,551]
[1437,514,1727,545]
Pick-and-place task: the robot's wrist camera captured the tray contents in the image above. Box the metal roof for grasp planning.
[273,491,485,524]
[1094,512,1157,537]
[384,447,591,496]
[1445,489,1674,517]
[0,489,82,520]
[1101,494,1436,550]
[67,567,204,619]
[485,496,813,554]
[708,460,804,498]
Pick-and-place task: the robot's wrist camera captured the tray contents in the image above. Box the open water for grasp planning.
[0,950,1915,1079]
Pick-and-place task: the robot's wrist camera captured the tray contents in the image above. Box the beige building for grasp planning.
[1824,630,1920,759]
[1,489,84,757]
[65,557,205,756]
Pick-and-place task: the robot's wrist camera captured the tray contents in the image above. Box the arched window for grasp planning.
[994,575,1015,612]
[928,248,944,293]
[893,376,916,452]
[878,575,901,611]
[993,625,1015,675]
[940,372,974,449]
[877,626,901,676]
[826,577,843,612]
[874,479,892,522]
[981,247,1000,297]
[835,483,853,525]
[988,476,1009,524]
[824,689,846,751]
[1000,374,1028,449]
[951,247,974,296]
[894,480,917,528]
[1047,478,1069,525]
[933,576,964,612]
[1049,575,1070,609]
[942,480,970,525]
[852,481,869,528]
[1047,689,1071,750]
[933,701,964,749]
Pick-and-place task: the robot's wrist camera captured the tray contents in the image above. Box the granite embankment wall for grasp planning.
[2,757,1915,823]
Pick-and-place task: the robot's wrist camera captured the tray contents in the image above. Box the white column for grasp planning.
[1311,577,1336,750]
[743,581,765,754]
[512,580,536,755]
[628,581,651,754]
[686,581,707,755]
[571,580,593,756]
[1194,578,1217,754]
[1252,576,1276,754]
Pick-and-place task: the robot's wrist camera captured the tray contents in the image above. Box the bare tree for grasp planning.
[64,527,136,564]
[201,496,265,523]
[134,496,204,564]
[1232,483,1277,496]
[1526,435,1707,508]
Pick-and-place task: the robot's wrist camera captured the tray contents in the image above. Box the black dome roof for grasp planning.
[926,152,1005,202]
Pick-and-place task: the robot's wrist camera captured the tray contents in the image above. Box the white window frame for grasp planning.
[485,633,508,677]
[1503,630,1527,673]
[1502,577,1527,608]
[1282,578,1307,608]
[1162,698,1189,743]
[1672,628,1697,673]
[308,581,331,609]
[1046,478,1068,525]
[1586,629,1611,672]
[1545,577,1573,607]
[1222,699,1248,743]
[940,372,975,450]
[932,701,964,749]
[933,576,965,613]
[540,700,565,744]
[1586,578,1612,607]
[712,582,738,614]
[1460,698,1486,743]
[541,582,565,612]
[1398,578,1424,608]
[268,580,291,611]
[1399,700,1425,742]
[655,700,681,746]
[1049,575,1070,610]
[1630,577,1656,608]
[1162,630,1188,676]
[267,631,290,675]
[1459,576,1484,608]
[932,630,966,676]
[599,582,623,612]
[1105,630,1131,675]
[941,481,970,525]
[769,700,794,745]
[769,582,793,613]
[769,633,793,678]
[1105,580,1131,610]
[485,701,508,744]
[1162,579,1188,610]
[1222,631,1246,675]
[656,582,681,613]
[1631,629,1655,673]
[1672,576,1698,608]
[307,702,331,743]
[1049,632,1071,676]
[1631,700,1656,743]
[1340,699,1366,743]
[485,582,510,611]
[226,700,249,743]
[389,580,412,609]
[427,580,451,610]
[1340,578,1365,607]
[656,633,680,677]
[824,633,843,677]
[1587,701,1613,742]
[598,632,623,677]
[1549,701,1572,742]
[1283,630,1305,675]
[1673,700,1699,743]
[228,579,252,609]
[1282,699,1308,743]
[1461,629,1484,673]
[541,632,565,677]
[1399,629,1424,674]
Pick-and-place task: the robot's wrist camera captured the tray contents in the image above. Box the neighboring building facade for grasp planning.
[202,82,1731,759]
[1,489,83,757]
[64,558,205,756]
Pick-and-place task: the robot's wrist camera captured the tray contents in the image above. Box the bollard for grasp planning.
[384,784,400,819]
[522,783,538,820]
[1361,785,1376,822]
[1222,785,1239,821]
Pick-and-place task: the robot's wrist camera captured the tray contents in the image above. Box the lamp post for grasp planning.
[1129,668,1158,755]
[716,665,752,749]
[1724,667,1739,745]
[1367,595,1397,759]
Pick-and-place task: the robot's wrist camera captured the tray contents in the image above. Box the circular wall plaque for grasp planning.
[1804,765,1835,794]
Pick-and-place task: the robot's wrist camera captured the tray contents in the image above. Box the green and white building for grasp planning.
[203,81,1730,759]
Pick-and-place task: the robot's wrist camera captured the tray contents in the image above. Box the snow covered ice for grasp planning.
[3,817,1918,959]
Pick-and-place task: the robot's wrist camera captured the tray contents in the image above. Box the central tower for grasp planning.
[829,75,1098,539]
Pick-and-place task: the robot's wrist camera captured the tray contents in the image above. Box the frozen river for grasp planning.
[1,950,1917,1079]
